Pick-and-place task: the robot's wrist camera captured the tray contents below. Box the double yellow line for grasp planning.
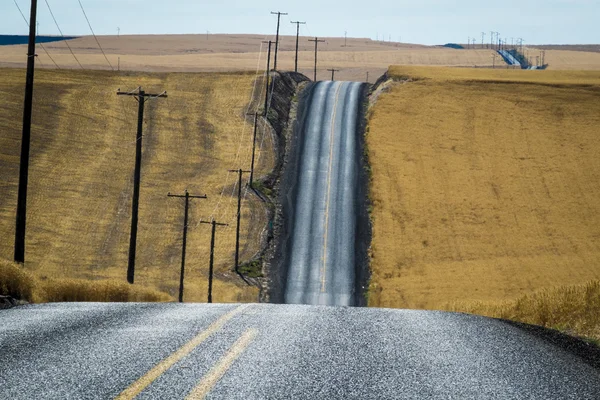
[116,304,256,400]
[321,82,344,292]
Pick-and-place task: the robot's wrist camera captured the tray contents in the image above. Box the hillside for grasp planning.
[0,34,505,82]
[0,68,270,302]
[367,66,600,310]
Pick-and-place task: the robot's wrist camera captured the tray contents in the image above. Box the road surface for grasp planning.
[282,80,365,306]
[1,303,599,399]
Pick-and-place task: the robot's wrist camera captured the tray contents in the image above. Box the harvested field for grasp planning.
[367,66,600,311]
[0,68,271,302]
[0,34,506,82]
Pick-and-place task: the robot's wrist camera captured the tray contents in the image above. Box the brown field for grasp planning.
[367,66,600,314]
[0,68,271,302]
[0,34,507,82]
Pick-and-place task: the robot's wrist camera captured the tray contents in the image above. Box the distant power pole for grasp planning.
[482,32,486,49]
[344,31,347,47]
[490,31,494,50]
[327,68,340,81]
[228,169,251,275]
[467,37,470,49]
[270,11,288,71]
[167,190,207,303]
[117,87,167,284]
[14,0,38,264]
[366,71,369,83]
[309,37,325,81]
[290,21,306,73]
[262,40,273,114]
[200,219,228,303]
[247,113,260,186]
[117,27,120,38]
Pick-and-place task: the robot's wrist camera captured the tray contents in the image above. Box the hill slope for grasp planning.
[367,67,600,309]
[0,68,270,302]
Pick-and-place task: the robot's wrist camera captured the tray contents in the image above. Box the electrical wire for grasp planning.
[44,0,85,69]
[77,0,114,71]
[13,0,61,69]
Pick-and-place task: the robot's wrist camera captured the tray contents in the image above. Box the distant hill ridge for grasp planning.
[0,35,78,46]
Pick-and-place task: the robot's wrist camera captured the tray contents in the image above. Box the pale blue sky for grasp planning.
[2,0,598,45]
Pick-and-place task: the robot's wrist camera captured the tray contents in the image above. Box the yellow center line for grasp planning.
[186,328,258,400]
[115,304,251,400]
[321,82,344,292]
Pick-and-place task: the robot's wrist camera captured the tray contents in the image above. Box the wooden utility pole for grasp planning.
[262,40,273,115]
[228,169,251,275]
[168,190,207,303]
[482,32,486,49]
[270,11,287,71]
[327,68,340,81]
[290,21,306,73]
[117,87,167,284]
[247,113,260,186]
[200,219,228,303]
[366,71,369,83]
[309,37,325,81]
[14,0,38,264]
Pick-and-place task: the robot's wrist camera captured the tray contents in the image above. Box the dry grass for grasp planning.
[367,66,600,312]
[447,280,600,342]
[0,34,506,82]
[0,68,270,303]
[0,258,171,303]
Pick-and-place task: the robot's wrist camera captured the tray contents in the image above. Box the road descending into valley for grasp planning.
[282,80,364,306]
[1,303,599,399]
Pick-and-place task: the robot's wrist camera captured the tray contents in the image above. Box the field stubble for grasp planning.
[367,67,600,339]
[0,68,273,302]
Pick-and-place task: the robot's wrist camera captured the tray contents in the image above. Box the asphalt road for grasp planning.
[1,303,599,399]
[283,80,364,306]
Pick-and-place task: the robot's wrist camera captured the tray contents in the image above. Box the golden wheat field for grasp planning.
[0,68,273,302]
[367,66,600,315]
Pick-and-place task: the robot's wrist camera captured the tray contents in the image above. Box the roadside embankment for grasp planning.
[365,66,600,341]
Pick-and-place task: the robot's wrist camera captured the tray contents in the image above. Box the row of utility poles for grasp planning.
[11,4,337,303]
[464,32,525,53]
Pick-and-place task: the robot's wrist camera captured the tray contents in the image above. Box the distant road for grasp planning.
[1,303,599,399]
[281,81,365,306]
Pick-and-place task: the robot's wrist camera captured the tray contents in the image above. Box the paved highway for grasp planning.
[1,303,599,399]
[282,80,364,306]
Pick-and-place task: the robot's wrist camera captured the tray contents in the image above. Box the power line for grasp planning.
[13,0,61,69]
[44,0,85,69]
[77,0,114,70]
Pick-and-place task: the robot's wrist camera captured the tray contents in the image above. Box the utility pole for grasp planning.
[308,37,325,81]
[467,37,470,49]
[228,169,251,275]
[492,53,497,69]
[270,11,288,71]
[344,31,347,47]
[366,71,369,83]
[327,68,340,81]
[117,87,167,284]
[200,219,228,303]
[482,32,486,49]
[168,190,207,303]
[247,113,260,186]
[14,0,38,264]
[490,31,494,50]
[290,21,306,73]
[262,40,273,115]
[117,27,120,38]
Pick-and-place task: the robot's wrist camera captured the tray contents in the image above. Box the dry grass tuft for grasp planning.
[447,280,600,342]
[1,259,171,303]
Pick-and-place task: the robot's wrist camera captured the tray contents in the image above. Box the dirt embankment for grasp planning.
[238,72,310,302]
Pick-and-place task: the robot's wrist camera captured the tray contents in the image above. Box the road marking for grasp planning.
[115,304,250,400]
[186,328,258,400]
[321,82,344,292]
